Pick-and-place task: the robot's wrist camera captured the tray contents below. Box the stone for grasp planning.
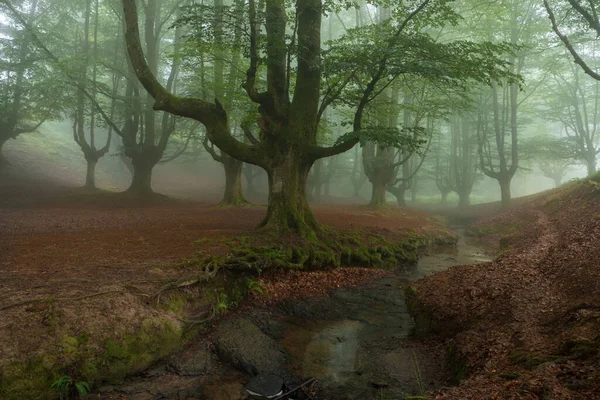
[214,319,287,375]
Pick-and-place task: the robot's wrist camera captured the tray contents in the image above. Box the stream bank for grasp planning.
[94,228,490,400]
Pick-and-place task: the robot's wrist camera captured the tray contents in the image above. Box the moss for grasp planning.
[589,171,600,184]
[561,337,600,359]
[509,350,555,370]
[0,320,183,399]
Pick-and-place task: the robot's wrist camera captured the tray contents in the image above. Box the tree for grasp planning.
[520,134,578,186]
[543,0,600,82]
[122,0,519,236]
[0,0,63,166]
[71,0,112,189]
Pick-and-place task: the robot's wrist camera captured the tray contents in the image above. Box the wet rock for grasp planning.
[170,348,213,376]
[215,319,287,375]
[263,319,284,340]
[244,374,284,399]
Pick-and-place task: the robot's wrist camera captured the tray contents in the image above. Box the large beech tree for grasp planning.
[122,0,518,236]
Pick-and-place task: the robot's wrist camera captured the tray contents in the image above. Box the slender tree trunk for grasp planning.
[84,157,98,189]
[457,190,470,209]
[221,155,247,206]
[499,177,511,207]
[128,156,155,195]
[259,155,317,237]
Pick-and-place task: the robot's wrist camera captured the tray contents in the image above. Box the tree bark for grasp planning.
[221,155,247,206]
[127,156,155,195]
[499,177,511,207]
[585,153,597,175]
[370,178,388,207]
[259,154,318,238]
[84,157,98,189]
[457,190,470,209]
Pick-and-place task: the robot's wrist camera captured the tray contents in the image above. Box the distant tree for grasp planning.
[520,134,578,187]
[0,0,64,166]
[70,0,112,189]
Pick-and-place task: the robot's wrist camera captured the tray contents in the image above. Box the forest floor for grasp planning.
[0,166,453,399]
[410,176,600,399]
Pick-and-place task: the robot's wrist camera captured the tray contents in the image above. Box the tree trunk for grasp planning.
[457,190,470,209]
[127,156,155,195]
[553,176,561,188]
[499,177,512,207]
[84,157,98,189]
[441,190,448,206]
[586,154,597,175]
[0,138,6,168]
[370,179,388,207]
[259,155,318,238]
[221,156,247,206]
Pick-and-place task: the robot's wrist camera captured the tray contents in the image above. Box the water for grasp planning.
[274,230,492,399]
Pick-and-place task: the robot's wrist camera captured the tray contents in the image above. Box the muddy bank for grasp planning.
[94,229,490,400]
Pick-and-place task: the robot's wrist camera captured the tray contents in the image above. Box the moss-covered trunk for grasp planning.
[221,154,246,206]
[84,157,98,189]
[259,153,317,238]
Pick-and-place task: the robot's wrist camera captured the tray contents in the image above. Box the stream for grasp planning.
[96,229,491,400]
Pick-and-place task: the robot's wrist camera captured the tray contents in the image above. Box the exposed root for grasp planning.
[179,304,216,332]
[151,263,220,306]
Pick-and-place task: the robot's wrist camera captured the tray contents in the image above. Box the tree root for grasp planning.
[179,304,216,333]
[150,263,220,306]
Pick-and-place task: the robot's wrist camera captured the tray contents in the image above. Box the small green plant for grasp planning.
[215,293,229,313]
[50,376,90,400]
[246,278,266,296]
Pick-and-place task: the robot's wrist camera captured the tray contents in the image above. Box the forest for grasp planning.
[1,0,600,399]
